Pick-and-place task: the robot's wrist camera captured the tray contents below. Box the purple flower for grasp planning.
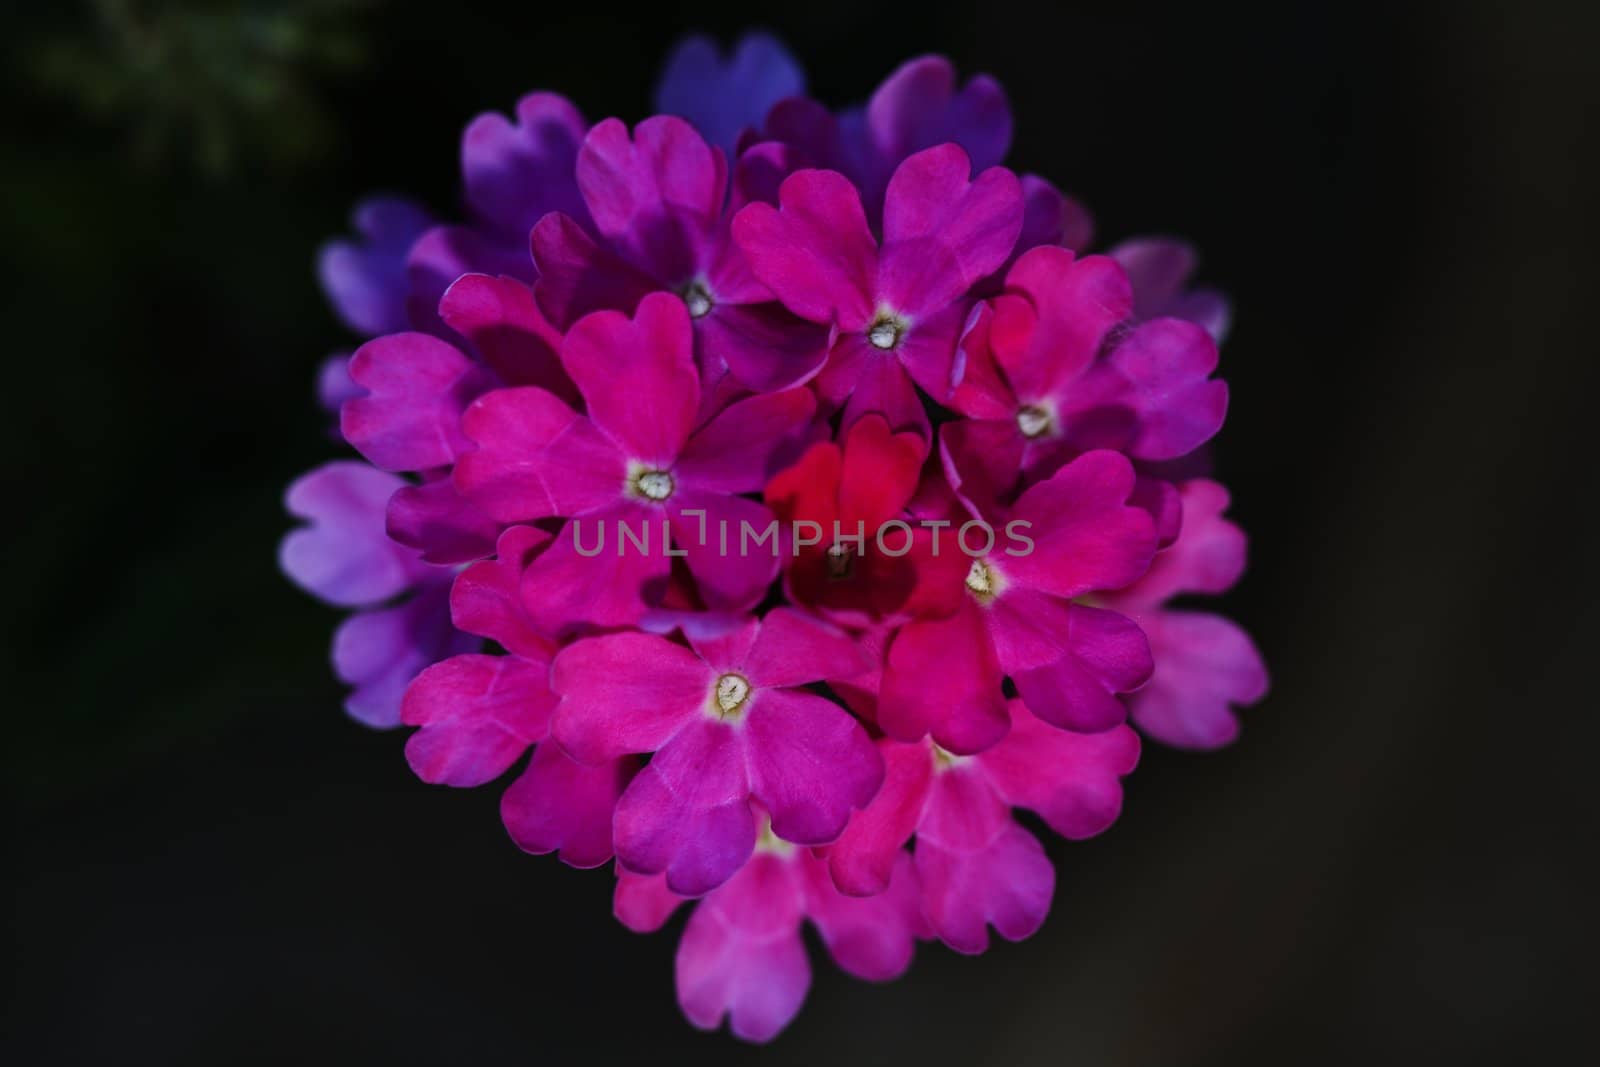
[551,609,882,895]
[281,31,1267,1044]
[654,32,806,157]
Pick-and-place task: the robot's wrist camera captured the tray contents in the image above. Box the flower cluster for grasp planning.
[281,32,1267,1042]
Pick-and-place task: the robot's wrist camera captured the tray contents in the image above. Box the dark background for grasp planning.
[4,1,1595,1063]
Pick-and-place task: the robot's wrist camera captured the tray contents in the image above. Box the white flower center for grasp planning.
[965,558,998,599]
[867,312,907,350]
[714,673,751,715]
[632,469,675,501]
[1016,404,1053,439]
[681,280,714,319]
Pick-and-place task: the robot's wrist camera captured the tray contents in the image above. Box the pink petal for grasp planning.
[1065,317,1228,461]
[1116,478,1248,607]
[500,743,635,868]
[938,410,1025,519]
[454,386,626,522]
[518,504,674,633]
[280,462,424,607]
[893,300,969,405]
[979,700,1140,839]
[405,224,533,337]
[819,335,931,440]
[614,868,684,933]
[879,601,1009,755]
[385,477,500,565]
[917,757,1011,853]
[462,92,589,238]
[731,169,877,329]
[549,629,711,763]
[826,738,934,896]
[668,491,780,612]
[675,852,810,1042]
[400,653,553,786]
[438,273,574,399]
[1001,450,1157,598]
[697,301,831,393]
[878,144,1023,316]
[745,690,883,845]
[742,607,868,689]
[995,248,1133,403]
[613,718,756,895]
[341,333,489,472]
[947,300,1016,419]
[560,292,700,465]
[915,818,1054,954]
[528,212,659,329]
[676,387,817,494]
[1127,610,1267,750]
[577,116,723,282]
[989,593,1151,733]
[448,525,556,659]
[801,849,924,981]
[729,140,808,211]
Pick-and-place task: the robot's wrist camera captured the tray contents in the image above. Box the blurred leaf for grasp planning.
[30,0,371,176]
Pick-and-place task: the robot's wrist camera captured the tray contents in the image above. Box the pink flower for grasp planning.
[531,115,830,398]
[877,449,1158,753]
[551,609,884,895]
[454,292,815,629]
[948,245,1229,482]
[400,525,636,866]
[827,700,1137,952]
[734,143,1024,437]
[1100,479,1269,748]
[617,828,927,1042]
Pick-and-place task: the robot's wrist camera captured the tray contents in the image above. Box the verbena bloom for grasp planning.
[455,292,815,627]
[551,609,882,895]
[280,30,1267,1043]
[734,142,1023,437]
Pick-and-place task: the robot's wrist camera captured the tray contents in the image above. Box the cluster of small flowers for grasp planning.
[281,32,1267,1042]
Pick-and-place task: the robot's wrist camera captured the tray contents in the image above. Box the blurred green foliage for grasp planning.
[30,0,370,175]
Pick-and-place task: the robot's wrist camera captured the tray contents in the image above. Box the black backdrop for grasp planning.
[4,2,1595,1063]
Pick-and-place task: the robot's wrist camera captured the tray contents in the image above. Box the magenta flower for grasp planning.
[454,292,815,628]
[281,32,1267,1044]
[618,830,926,1042]
[551,609,883,895]
[401,525,635,867]
[827,700,1137,952]
[734,143,1023,437]
[531,114,830,399]
[877,449,1158,753]
[1099,479,1269,748]
[947,245,1229,481]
